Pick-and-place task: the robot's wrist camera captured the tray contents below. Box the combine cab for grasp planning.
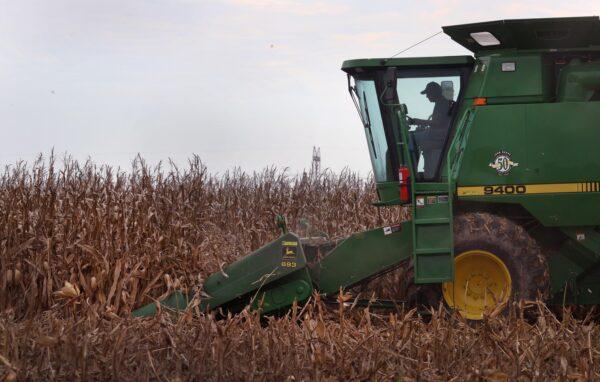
[134,17,600,320]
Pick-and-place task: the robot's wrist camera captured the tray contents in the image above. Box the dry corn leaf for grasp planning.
[54,281,80,299]
[0,156,597,381]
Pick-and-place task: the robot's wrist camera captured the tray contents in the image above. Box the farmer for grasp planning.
[408,81,453,179]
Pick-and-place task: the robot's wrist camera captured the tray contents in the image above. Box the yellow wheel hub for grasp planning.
[442,250,512,320]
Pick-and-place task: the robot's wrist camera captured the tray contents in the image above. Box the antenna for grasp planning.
[389,30,443,58]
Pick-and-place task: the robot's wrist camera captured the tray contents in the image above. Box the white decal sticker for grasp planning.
[489,150,519,175]
[383,224,401,235]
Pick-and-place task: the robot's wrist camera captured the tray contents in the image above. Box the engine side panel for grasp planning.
[455,102,600,227]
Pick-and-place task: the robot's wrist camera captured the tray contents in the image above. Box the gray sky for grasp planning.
[0,1,596,174]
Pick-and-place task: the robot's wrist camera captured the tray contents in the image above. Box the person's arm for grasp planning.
[407,117,430,127]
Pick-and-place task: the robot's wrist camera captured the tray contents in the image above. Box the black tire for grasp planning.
[454,212,550,303]
[402,212,550,315]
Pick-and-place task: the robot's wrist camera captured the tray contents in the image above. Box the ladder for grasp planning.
[409,108,476,283]
[411,182,454,283]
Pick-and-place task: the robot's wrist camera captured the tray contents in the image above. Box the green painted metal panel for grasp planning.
[415,223,451,249]
[557,60,600,102]
[561,227,600,255]
[574,264,600,304]
[412,194,454,283]
[455,105,527,185]
[202,232,309,309]
[463,58,487,100]
[549,240,593,296]
[463,54,552,103]
[456,102,600,226]
[455,194,600,227]
[341,56,473,71]
[482,55,544,98]
[374,181,402,206]
[549,228,600,305]
[250,272,313,313]
[415,253,454,282]
[564,282,600,305]
[414,183,449,193]
[526,103,600,182]
[132,234,315,317]
[311,222,413,295]
[131,291,190,318]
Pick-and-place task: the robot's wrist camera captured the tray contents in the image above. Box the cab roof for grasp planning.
[341,55,473,72]
[443,16,600,53]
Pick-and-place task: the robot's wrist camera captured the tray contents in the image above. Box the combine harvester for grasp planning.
[134,17,600,320]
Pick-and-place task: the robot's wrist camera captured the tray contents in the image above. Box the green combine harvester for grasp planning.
[134,17,600,320]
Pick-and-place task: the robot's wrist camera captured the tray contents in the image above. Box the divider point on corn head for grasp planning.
[133,17,600,320]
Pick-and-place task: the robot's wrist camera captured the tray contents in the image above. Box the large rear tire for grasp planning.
[404,212,550,320]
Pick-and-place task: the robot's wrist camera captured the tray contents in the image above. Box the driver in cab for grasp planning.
[407,81,454,179]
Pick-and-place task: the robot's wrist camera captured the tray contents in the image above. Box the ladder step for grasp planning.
[415,248,453,255]
[414,218,450,225]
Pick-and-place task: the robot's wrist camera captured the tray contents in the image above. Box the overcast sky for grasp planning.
[0,1,596,175]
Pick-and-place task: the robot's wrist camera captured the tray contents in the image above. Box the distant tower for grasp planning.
[311,146,321,174]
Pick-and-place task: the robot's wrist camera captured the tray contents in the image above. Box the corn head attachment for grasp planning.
[132,221,413,317]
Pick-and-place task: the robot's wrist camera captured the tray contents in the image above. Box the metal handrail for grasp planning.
[446,109,475,185]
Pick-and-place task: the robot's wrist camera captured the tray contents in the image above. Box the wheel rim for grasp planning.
[442,250,512,320]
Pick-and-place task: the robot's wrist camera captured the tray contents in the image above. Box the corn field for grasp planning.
[1,155,599,381]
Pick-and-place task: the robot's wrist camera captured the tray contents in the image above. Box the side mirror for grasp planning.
[381,67,397,104]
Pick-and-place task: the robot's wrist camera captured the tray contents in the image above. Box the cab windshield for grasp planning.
[354,79,391,182]
[350,67,467,183]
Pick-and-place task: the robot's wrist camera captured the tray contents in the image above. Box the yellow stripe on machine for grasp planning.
[457,182,600,197]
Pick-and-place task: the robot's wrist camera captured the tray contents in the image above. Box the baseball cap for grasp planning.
[420,81,442,95]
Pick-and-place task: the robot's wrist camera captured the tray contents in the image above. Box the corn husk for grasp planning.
[54,281,80,299]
